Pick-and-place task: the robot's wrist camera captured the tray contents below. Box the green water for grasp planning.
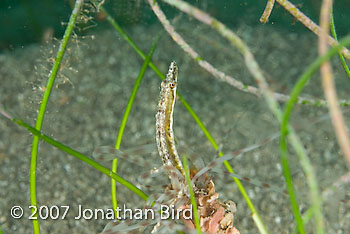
[1,0,349,52]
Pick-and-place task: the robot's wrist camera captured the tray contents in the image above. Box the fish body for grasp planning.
[155,61,185,176]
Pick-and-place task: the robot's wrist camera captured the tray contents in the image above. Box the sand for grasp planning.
[0,18,349,233]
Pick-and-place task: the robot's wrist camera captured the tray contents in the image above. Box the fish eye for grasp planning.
[170,82,176,89]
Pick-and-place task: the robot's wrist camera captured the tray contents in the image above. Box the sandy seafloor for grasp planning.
[0,18,349,234]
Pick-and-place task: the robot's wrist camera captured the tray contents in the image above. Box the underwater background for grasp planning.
[0,0,349,233]
[1,0,350,51]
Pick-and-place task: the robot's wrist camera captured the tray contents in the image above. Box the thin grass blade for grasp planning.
[0,110,150,201]
[28,1,84,233]
[93,144,156,162]
[281,36,350,234]
[111,34,161,216]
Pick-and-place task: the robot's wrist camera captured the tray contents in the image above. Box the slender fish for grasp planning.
[155,61,185,176]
